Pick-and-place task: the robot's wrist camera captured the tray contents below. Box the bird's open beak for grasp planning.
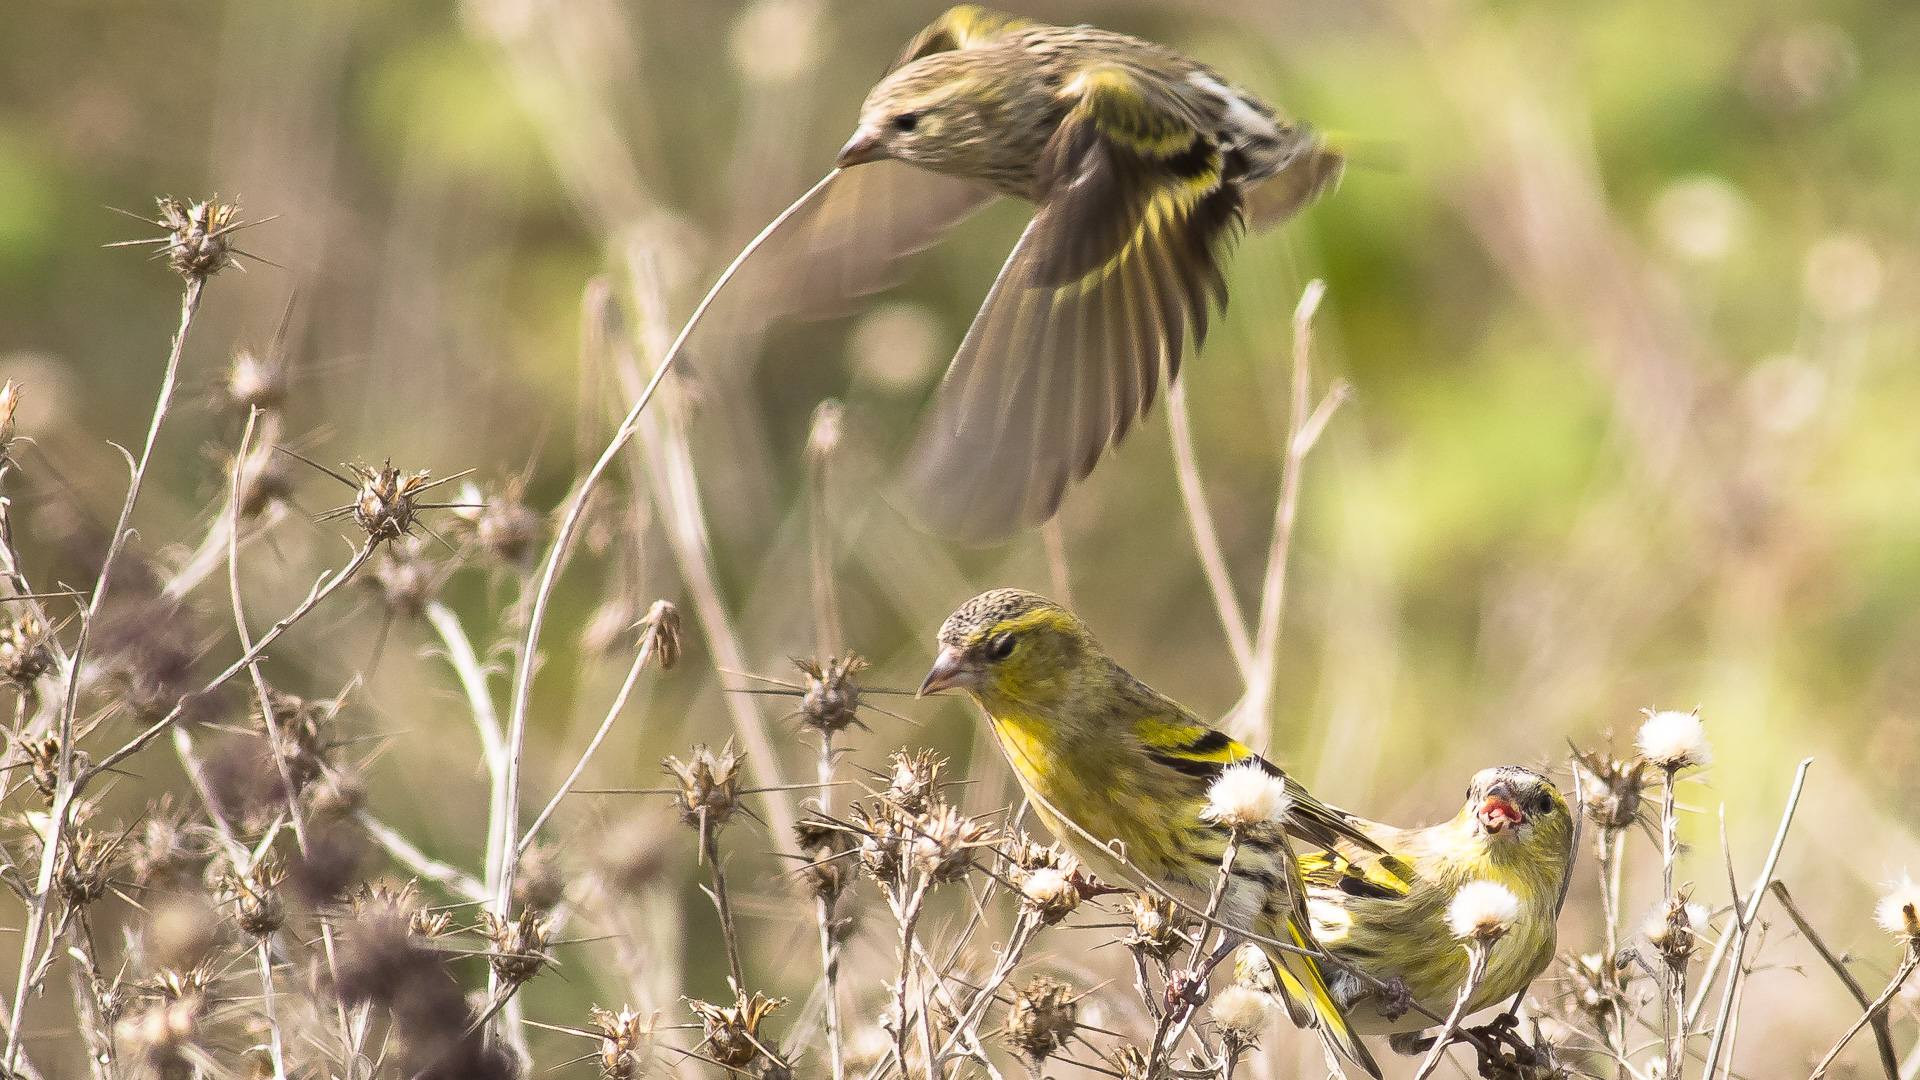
[837,126,886,167]
[1476,780,1525,835]
[917,646,971,697]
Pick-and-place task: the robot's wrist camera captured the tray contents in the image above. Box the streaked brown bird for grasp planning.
[750,5,1343,543]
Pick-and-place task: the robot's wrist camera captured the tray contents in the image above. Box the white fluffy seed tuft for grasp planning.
[1210,984,1274,1037]
[1201,761,1292,830]
[1447,880,1521,943]
[1636,709,1713,770]
[1876,873,1920,942]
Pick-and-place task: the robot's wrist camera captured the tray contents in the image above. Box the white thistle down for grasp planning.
[1447,880,1521,944]
[1636,709,1713,770]
[1201,761,1292,830]
[1876,873,1920,942]
[1209,984,1274,1038]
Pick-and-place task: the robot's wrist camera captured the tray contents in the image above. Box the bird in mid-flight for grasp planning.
[746,5,1343,543]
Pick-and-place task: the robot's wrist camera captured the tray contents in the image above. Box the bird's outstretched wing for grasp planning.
[898,63,1243,543]
[890,5,1035,70]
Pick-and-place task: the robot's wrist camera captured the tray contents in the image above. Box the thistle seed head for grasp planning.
[664,741,743,832]
[1006,977,1078,1066]
[687,990,785,1069]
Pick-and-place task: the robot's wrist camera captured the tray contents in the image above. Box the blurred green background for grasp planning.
[3,0,1918,1074]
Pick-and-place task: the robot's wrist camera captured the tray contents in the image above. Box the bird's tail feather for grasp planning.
[1265,921,1382,1079]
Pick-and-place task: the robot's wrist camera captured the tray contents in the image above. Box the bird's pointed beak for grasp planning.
[1477,780,1525,834]
[917,646,971,698]
[837,125,887,167]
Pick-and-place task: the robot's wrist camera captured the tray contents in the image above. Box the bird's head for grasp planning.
[1461,766,1569,849]
[838,54,1003,174]
[918,589,1102,713]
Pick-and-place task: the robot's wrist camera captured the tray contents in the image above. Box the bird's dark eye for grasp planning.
[986,633,1016,661]
[1532,792,1555,814]
[893,111,921,133]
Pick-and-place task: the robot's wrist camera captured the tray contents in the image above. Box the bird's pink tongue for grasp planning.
[1480,796,1522,829]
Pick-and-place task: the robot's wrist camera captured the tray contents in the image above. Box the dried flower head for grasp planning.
[795,653,866,736]
[883,748,944,816]
[851,801,906,882]
[796,819,857,903]
[513,844,565,912]
[120,967,213,1071]
[0,611,55,687]
[1643,896,1697,969]
[352,881,452,938]
[590,1005,653,1079]
[369,534,438,617]
[0,380,20,459]
[1210,983,1274,1046]
[130,799,207,889]
[910,803,996,884]
[642,600,681,670]
[1566,953,1618,1028]
[1636,708,1712,771]
[470,480,542,565]
[1019,865,1082,925]
[1448,880,1521,944]
[1572,746,1650,831]
[58,825,121,908]
[343,460,434,543]
[224,859,287,936]
[11,732,80,800]
[254,689,330,794]
[1201,761,1292,831]
[478,907,552,987]
[111,196,253,280]
[1006,977,1079,1066]
[687,990,785,1068]
[225,348,287,412]
[1876,873,1920,944]
[665,741,743,833]
[1124,893,1186,962]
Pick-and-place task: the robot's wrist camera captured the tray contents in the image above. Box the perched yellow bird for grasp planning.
[1291,766,1574,1032]
[918,589,1382,1077]
[757,6,1342,543]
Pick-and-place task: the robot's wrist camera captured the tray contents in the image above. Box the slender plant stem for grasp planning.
[357,811,487,901]
[1811,950,1920,1080]
[491,172,840,933]
[6,277,202,1068]
[256,936,289,1080]
[1167,377,1255,681]
[1412,944,1492,1080]
[519,623,662,852]
[1242,281,1328,734]
[1697,758,1813,1077]
[1772,882,1901,1080]
[702,811,747,993]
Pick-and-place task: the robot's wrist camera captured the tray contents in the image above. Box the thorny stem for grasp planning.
[1810,948,1920,1080]
[64,918,112,1080]
[701,810,747,993]
[7,277,203,1069]
[889,877,932,1079]
[1698,758,1813,1078]
[1597,825,1630,1070]
[257,937,289,1080]
[1149,830,1243,1078]
[1658,765,1685,1080]
[817,732,846,1080]
[1411,943,1493,1080]
[931,910,1043,1069]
